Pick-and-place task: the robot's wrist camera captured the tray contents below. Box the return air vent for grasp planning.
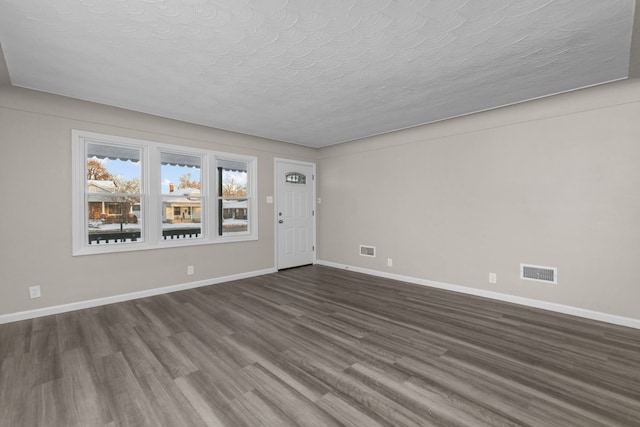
[521,264,557,284]
[359,245,376,257]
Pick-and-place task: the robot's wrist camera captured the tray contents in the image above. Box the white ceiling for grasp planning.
[0,0,635,147]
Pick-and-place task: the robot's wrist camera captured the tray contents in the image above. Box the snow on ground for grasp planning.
[88,219,247,231]
[222,219,248,226]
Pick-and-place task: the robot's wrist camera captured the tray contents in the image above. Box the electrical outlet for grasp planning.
[387,258,393,267]
[187,265,194,275]
[489,273,497,284]
[29,285,41,299]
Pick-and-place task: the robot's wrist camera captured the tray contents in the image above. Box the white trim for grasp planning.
[316,260,640,330]
[0,268,276,325]
[274,158,317,269]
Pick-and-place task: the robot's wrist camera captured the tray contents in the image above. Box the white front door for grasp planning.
[276,159,315,270]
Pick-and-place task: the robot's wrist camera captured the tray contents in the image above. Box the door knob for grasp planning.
[278,220,284,224]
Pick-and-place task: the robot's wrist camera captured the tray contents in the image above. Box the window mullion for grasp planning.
[147,147,160,245]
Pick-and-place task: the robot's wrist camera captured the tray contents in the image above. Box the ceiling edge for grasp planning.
[628,0,640,77]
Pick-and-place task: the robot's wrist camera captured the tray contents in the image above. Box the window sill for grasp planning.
[72,234,259,256]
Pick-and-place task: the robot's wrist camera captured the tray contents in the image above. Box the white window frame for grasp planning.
[72,130,258,256]
[158,148,207,246]
[215,155,256,242]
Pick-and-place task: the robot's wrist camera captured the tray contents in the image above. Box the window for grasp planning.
[217,158,250,236]
[84,142,143,246]
[161,152,203,241]
[73,131,257,255]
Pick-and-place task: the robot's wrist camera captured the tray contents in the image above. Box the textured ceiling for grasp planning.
[0,0,635,147]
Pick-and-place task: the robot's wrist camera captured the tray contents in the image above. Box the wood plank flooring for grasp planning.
[1,265,639,426]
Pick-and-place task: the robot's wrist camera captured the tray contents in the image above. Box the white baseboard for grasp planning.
[5,262,638,330]
[0,267,277,325]
[316,260,640,330]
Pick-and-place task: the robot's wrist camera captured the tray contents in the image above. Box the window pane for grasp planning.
[87,143,140,191]
[161,153,201,194]
[161,152,202,240]
[87,195,142,244]
[220,168,247,197]
[220,199,248,234]
[162,195,202,240]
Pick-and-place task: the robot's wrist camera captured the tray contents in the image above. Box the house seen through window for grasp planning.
[86,143,142,244]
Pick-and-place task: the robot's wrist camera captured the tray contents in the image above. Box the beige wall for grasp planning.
[2,38,640,322]
[317,79,640,320]
[0,85,316,316]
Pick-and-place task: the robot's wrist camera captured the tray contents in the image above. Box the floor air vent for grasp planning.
[359,245,376,257]
[521,264,557,284]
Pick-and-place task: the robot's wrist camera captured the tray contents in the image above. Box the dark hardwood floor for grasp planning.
[1,265,639,426]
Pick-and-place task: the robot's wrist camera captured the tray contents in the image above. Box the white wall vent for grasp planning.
[521,264,557,284]
[359,245,376,257]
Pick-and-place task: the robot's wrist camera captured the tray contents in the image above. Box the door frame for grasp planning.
[274,158,317,270]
